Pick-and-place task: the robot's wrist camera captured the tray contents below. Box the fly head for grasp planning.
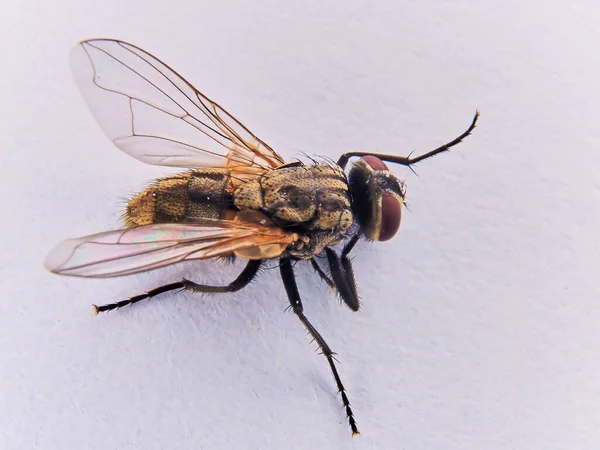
[348,156,405,241]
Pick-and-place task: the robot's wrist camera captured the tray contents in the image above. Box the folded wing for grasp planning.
[44,220,298,278]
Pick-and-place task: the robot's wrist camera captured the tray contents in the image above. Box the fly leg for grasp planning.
[310,258,335,290]
[279,258,360,437]
[340,235,360,304]
[93,260,262,314]
[93,281,184,314]
[325,235,361,311]
[337,110,479,169]
[182,259,262,294]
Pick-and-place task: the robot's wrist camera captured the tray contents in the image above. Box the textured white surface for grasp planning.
[2,1,600,449]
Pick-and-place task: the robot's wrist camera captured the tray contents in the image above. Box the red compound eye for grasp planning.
[362,155,388,171]
[356,156,402,241]
[378,194,402,241]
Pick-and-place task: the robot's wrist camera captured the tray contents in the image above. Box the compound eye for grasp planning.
[362,156,402,241]
[378,193,402,241]
[361,155,388,171]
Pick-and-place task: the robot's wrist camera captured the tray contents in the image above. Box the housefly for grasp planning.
[44,39,479,436]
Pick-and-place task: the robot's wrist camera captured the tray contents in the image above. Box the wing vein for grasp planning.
[85,42,259,166]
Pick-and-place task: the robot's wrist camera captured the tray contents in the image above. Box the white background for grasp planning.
[2,1,600,449]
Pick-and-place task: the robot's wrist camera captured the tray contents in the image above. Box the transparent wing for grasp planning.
[44,220,298,278]
[70,38,285,172]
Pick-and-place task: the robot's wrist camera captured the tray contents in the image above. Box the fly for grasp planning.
[44,39,479,436]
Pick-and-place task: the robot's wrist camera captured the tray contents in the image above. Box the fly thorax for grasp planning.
[314,189,353,233]
[288,231,346,259]
[235,164,353,233]
[233,180,263,211]
[247,166,318,224]
[233,171,315,224]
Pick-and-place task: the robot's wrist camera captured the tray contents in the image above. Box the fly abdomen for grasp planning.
[125,170,233,227]
[186,170,233,220]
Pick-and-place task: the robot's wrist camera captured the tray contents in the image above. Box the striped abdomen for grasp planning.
[125,170,233,227]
